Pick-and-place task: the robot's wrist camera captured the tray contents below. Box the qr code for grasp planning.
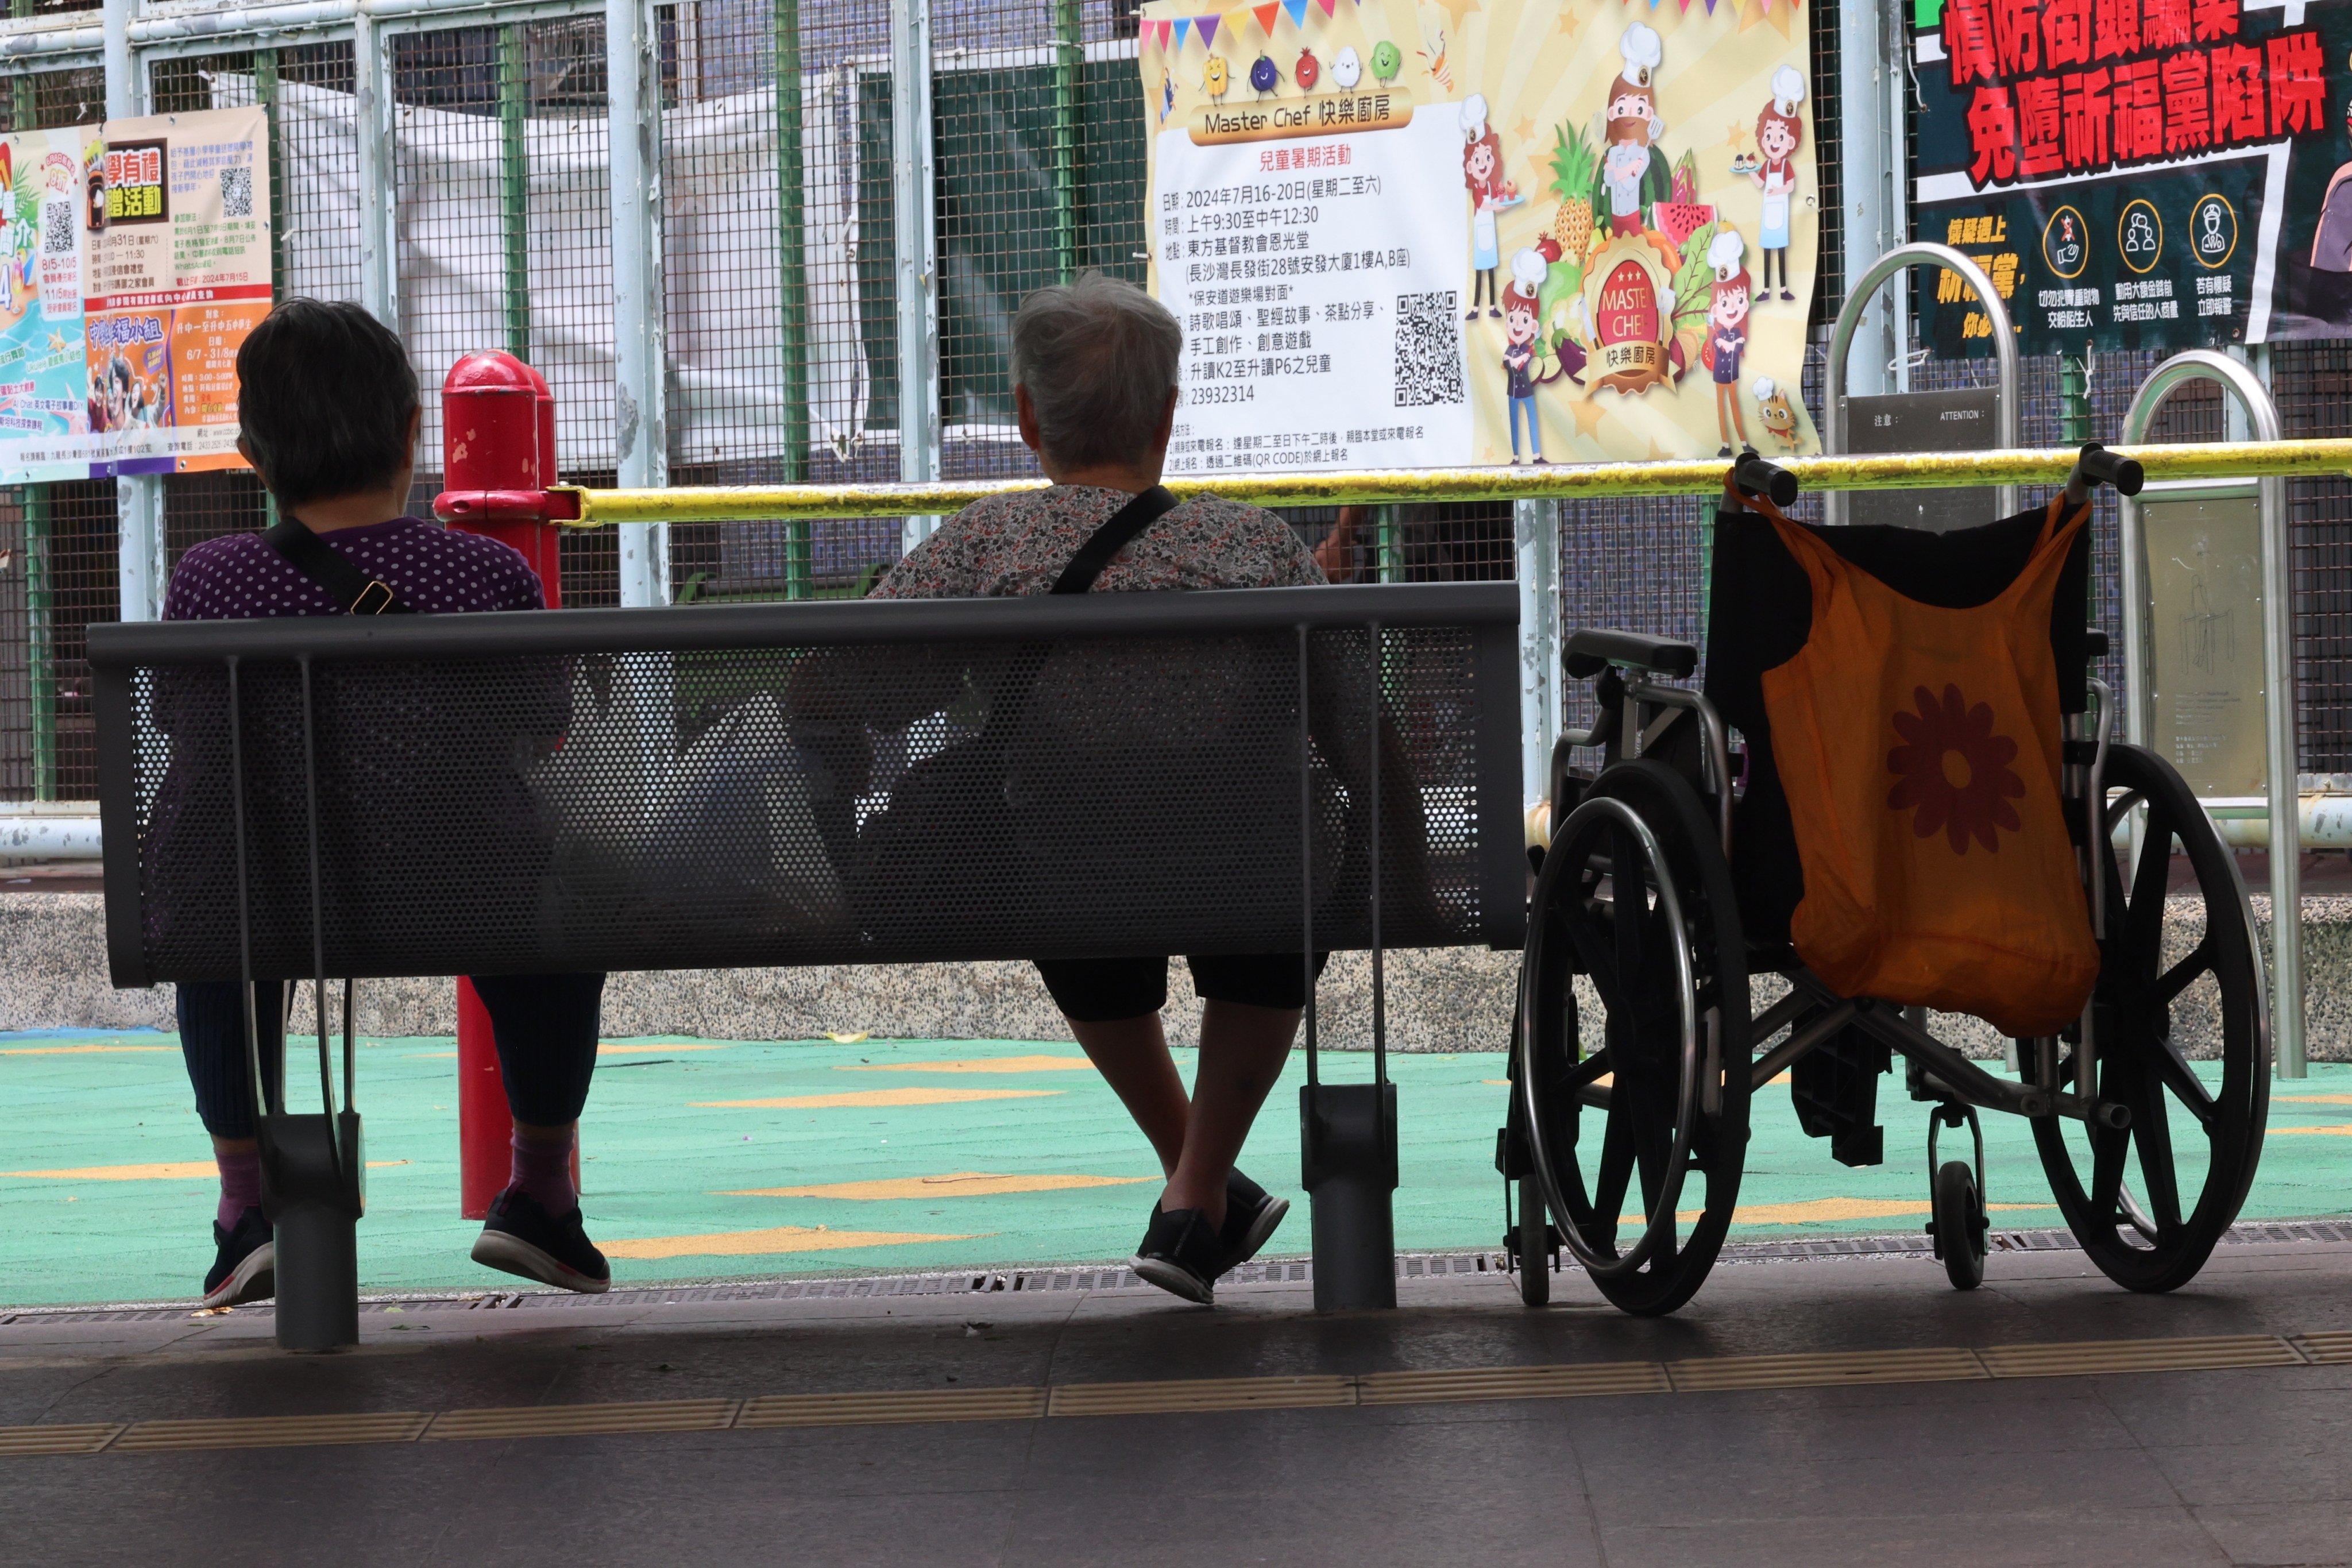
[41,199,74,255]
[1393,290,1465,408]
[220,166,252,218]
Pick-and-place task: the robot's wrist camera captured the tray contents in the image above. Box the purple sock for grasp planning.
[509,1126,577,1216]
[216,1150,262,1231]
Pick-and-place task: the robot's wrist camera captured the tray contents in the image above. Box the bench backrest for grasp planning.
[92,584,1524,985]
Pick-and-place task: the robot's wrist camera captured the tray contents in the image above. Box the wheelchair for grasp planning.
[1497,449,2271,1315]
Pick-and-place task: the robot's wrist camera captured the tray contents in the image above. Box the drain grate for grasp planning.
[423,1399,739,1442]
[1355,1361,1670,1405]
[1046,1374,1356,1418]
[1668,1347,1987,1392]
[0,1423,123,1455]
[8,1219,2351,1324]
[737,1386,1047,1428]
[1979,1335,2303,1378]
[112,1412,431,1452]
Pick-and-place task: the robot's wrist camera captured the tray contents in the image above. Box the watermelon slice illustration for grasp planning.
[1654,202,1714,252]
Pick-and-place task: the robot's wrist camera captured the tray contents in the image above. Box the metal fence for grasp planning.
[2,0,2348,806]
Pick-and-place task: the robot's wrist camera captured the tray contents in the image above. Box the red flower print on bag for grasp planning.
[1885,683,2025,855]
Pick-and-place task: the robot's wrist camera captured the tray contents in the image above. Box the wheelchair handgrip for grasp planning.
[2072,442,2145,497]
[1735,452,1799,508]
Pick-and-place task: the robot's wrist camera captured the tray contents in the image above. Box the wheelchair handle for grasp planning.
[1733,450,1799,509]
[2066,442,2145,502]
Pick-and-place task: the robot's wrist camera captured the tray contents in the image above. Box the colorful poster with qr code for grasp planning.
[0,105,271,483]
[0,125,105,480]
[1138,0,1821,472]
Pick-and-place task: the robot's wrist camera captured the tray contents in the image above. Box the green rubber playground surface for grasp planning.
[3,1029,2348,1308]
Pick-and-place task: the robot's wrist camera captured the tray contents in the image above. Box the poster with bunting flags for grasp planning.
[1140,0,1818,470]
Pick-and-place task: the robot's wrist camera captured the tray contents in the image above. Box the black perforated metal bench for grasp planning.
[92,583,1524,1347]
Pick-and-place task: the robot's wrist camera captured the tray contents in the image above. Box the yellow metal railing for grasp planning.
[544,439,2352,526]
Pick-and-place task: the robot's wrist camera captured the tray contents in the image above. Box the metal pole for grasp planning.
[24,485,52,801]
[1513,497,1556,809]
[1885,0,1911,393]
[1049,0,1080,285]
[890,0,940,555]
[497,23,530,362]
[9,0,35,126]
[352,6,397,331]
[1826,242,2021,525]
[607,0,669,604]
[1837,0,1892,402]
[2119,350,2301,1078]
[106,0,164,624]
[256,45,285,531]
[775,0,812,597]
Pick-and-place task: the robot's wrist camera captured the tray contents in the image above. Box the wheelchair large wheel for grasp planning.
[1518,759,1751,1316]
[2033,743,2269,1292]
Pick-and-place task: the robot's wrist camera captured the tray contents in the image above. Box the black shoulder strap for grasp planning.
[1049,485,1180,595]
[261,517,415,615]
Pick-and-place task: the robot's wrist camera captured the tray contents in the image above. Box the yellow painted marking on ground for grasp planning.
[833,1055,1095,1074]
[11,1324,2348,1456]
[826,1032,871,1044]
[1617,1198,2056,1227]
[724,1171,1155,1202]
[0,1043,175,1055]
[601,1226,984,1260]
[2269,1123,2352,1136]
[6,1159,412,1181]
[2274,1094,2352,1105]
[693,1087,1060,1109]
[1483,1071,1791,1087]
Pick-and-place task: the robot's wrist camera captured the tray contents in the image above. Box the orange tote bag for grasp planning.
[1756,499,2100,1038]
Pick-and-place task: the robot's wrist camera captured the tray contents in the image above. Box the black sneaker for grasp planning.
[201,1206,276,1308]
[471,1186,611,1295]
[1130,1203,1223,1305]
[1219,1170,1290,1274]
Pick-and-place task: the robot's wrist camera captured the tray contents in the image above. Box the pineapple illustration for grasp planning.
[1547,120,1596,256]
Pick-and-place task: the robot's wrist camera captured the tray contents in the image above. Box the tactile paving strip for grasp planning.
[1046,1374,1357,1417]
[112,1412,432,1451]
[1667,1347,1989,1392]
[10,1327,2345,1459]
[0,1424,123,1456]
[737,1387,1048,1428]
[1979,1335,2303,1378]
[423,1399,739,1441]
[1355,1361,1670,1405]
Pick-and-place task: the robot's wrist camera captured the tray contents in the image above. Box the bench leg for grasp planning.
[1300,1081,1398,1311]
[261,1112,362,1351]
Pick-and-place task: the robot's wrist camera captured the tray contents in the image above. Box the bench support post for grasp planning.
[1301,1081,1397,1311]
[262,1110,364,1352]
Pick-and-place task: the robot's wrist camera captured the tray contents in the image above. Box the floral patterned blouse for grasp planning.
[870,484,1326,598]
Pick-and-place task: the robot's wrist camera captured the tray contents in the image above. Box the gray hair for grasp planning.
[1009,272,1183,470]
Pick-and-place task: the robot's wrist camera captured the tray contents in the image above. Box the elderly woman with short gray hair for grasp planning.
[870,272,1324,1304]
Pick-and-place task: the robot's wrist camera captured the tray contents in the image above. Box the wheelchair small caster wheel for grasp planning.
[1516,1176,1551,1307]
[1930,1159,1987,1291]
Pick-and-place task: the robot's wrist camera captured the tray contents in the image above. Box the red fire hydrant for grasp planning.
[432,351,573,1218]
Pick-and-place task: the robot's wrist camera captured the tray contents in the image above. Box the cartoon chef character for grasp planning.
[1590,24,1670,237]
[1752,374,1799,450]
[1503,249,1550,465]
[1461,95,1515,318]
[1750,66,1806,303]
[1702,230,1752,457]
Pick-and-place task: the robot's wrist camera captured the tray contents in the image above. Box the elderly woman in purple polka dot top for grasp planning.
[163,300,613,1309]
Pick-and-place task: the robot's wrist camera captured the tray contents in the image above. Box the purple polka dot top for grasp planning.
[163,516,544,622]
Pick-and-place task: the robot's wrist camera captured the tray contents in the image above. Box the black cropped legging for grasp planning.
[177,974,607,1140]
